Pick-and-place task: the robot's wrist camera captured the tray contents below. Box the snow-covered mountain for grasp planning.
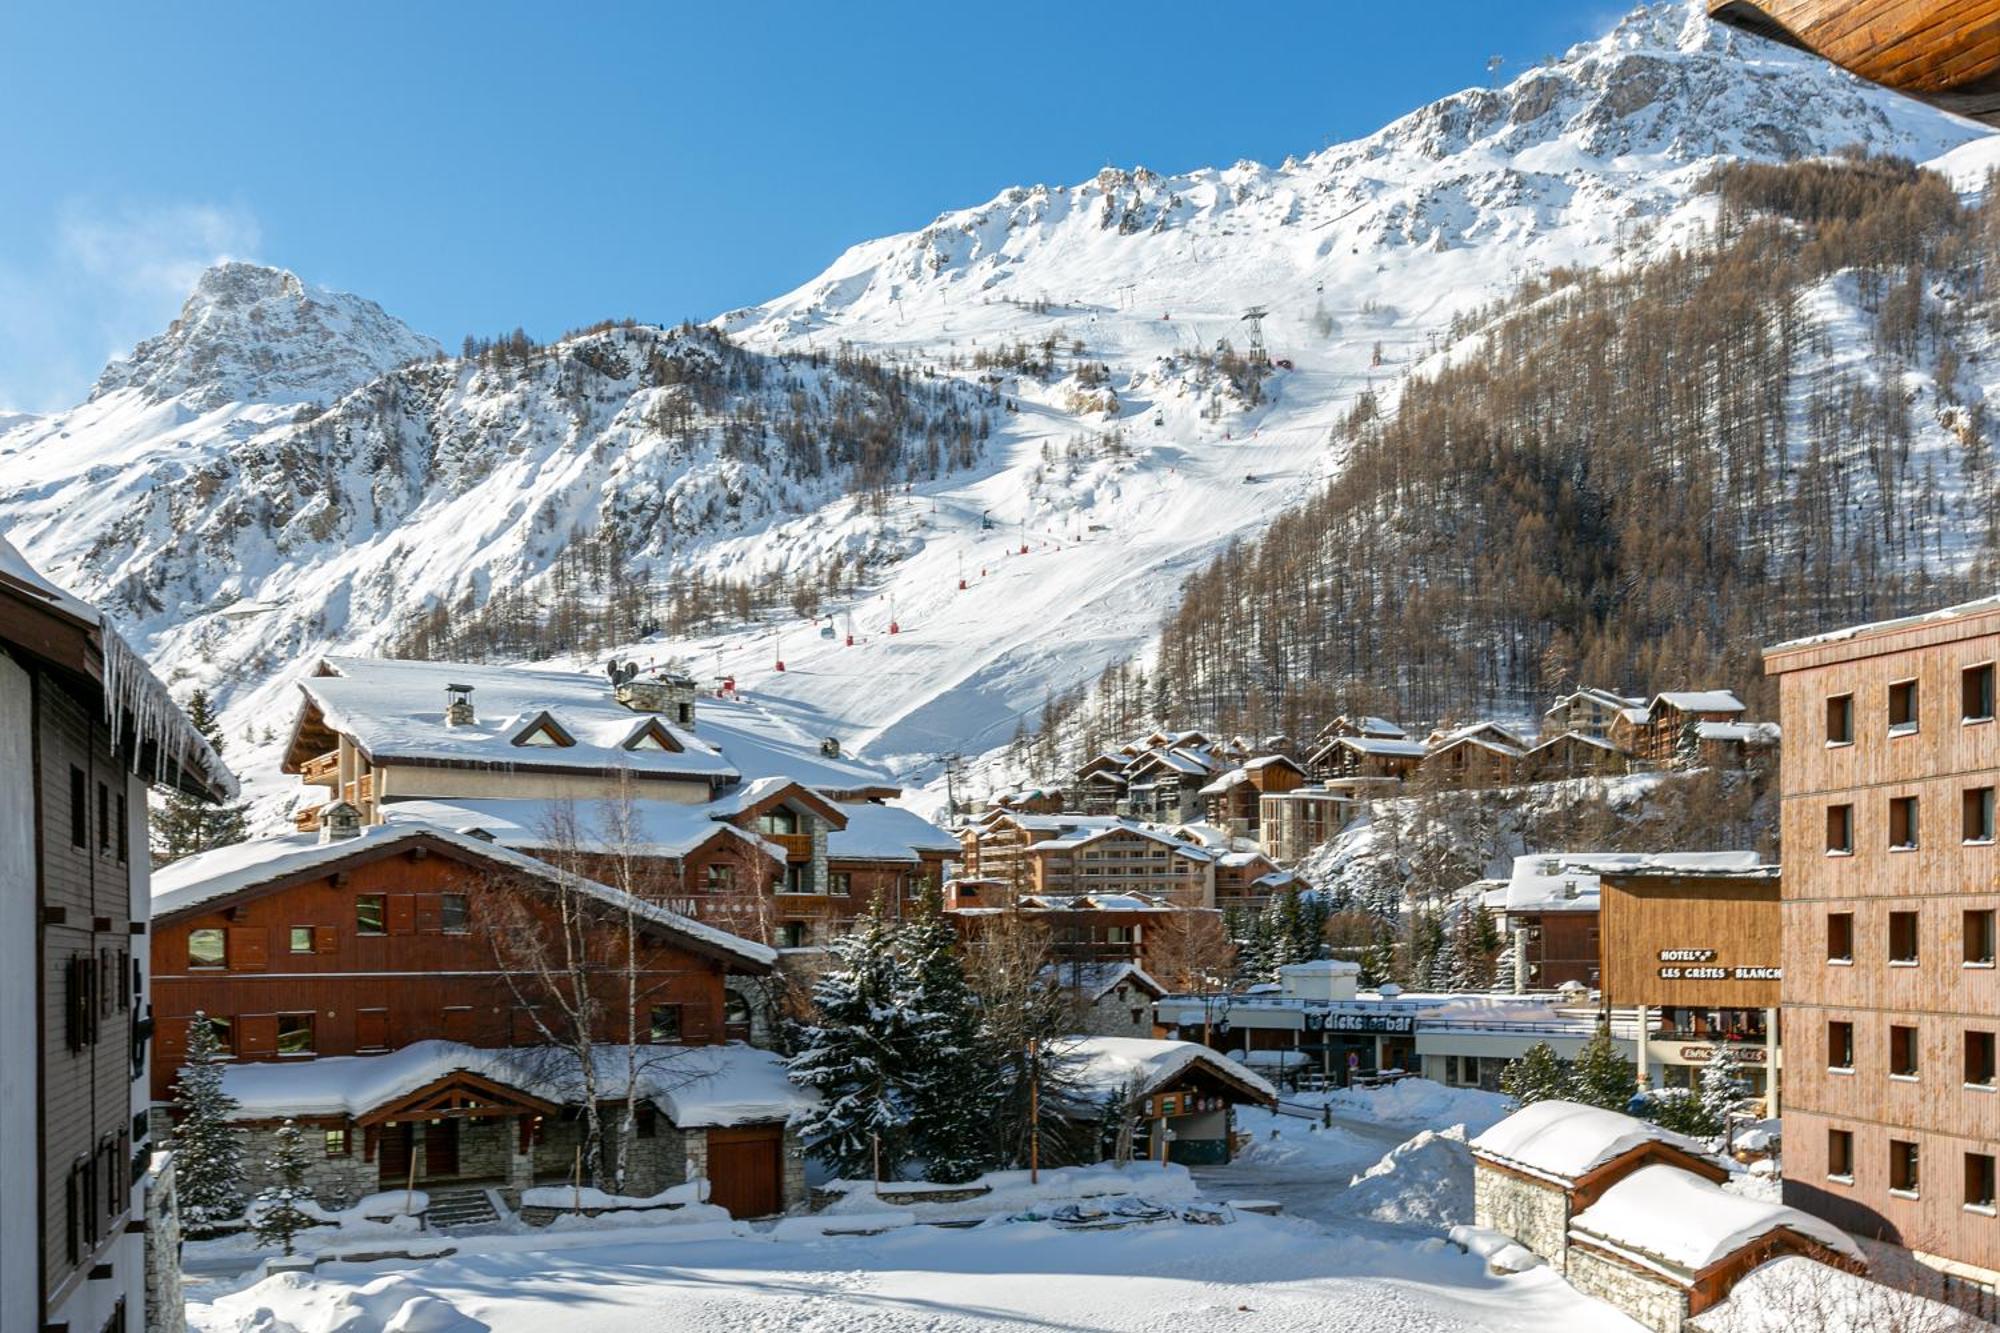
[0,0,1992,821]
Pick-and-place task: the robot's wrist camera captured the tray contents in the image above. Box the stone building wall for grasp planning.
[144,1154,187,1333]
[1565,1244,1691,1333]
[1472,1165,1571,1269]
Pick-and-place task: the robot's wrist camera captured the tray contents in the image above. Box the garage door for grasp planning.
[706,1125,783,1218]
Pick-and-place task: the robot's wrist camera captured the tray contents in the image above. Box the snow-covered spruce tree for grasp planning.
[252,1120,316,1256]
[786,906,916,1180]
[171,1013,246,1234]
[898,887,996,1183]
[151,689,248,866]
[1700,1043,1748,1135]
[1568,1021,1638,1112]
[1499,1041,1571,1106]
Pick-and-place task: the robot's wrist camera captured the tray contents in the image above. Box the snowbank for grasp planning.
[521,1179,706,1211]
[1572,1165,1863,1272]
[1232,1108,1381,1171]
[1322,1078,1511,1135]
[818,1162,1198,1223]
[1689,1256,1964,1333]
[196,1271,486,1333]
[1335,1127,1473,1229]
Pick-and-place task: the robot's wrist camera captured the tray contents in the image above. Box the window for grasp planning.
[776,921,806,949]
[355,895,385,934]
[288,927,314,954]
[1969,1031,1997,1087]
[1891,1024,1920,1078]
[1890,679,1920,733]
[324,1128,349,1157]
[188,929,226,969]
[756,808,799,835]
[1967,664,1996,723]
[1827,804,1854,854]
[1969,912,1997,966]
[1890,796,1920,850]
[69,765,87,847]
[703,864,735,894]
[1890,911,1920,964]
[648,1005,682,1043]
[116,792,127,864]
[827,871,852,896]
[1892,1139,1921,1194]
[275,1013,315,1056]
[1969,1153,1997,1211]
[1826,693,1855,744]
[1968,788,1997,844]
[96,781,109,853]
[635,1105,657,1138]
[1828,912,1855,963]
[1829,1020,1855,1070]
[439,894,469,934]
[206,1015,233,1053]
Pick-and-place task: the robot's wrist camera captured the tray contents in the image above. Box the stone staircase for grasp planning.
[424,1186,504,1231]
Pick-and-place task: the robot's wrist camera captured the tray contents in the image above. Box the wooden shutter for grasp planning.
[355,1008,388,1051]
[413,894,442,934]
[153,1016,190,1064]
[386,894,417,936]
[228,927,268,971]
[315,925,340,955]
[442,1006,475,1043]
[236,1014,278,1057]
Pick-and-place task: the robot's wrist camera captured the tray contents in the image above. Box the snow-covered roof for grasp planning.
[1329,735,1429,757]
[1057,1037,1276,1107]
[1650,689,1745,715]
[826,801,959,862]
[1197,767,1250,797]
[1038,822,1215,859]
[151,822,776,969]
[1695,720,1780,745]
[1525,729,1622,754]
[1767,593,2000,653]
[1244,754,1302,772]
[1572,1165,1862,1275]
[0,533,235,800]
[1570,851,1774,881]
[1689,1256,1946,1333]
[1040,961,1166,1003]
[1546,688,1644,716]
[1470,1100,1710,1184]
[380,796,780,861]
[209,1039,815,1127]
[294,657,907,797]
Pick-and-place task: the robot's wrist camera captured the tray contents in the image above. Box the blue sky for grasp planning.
[0,3,1623,411]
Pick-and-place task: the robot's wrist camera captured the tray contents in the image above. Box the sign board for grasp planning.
[1677,1045,1769,1065]
[1304,1011,1416,1035]
[1656,965,1781,981]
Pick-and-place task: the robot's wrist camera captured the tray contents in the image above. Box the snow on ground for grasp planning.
[190,1206,1646,1333]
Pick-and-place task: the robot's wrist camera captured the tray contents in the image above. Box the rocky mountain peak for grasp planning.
[89,260,442,412]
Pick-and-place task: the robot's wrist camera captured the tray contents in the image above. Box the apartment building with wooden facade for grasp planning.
[1767,596,2000,1302]
[1,537,233,1333]
[150,821,812,1219]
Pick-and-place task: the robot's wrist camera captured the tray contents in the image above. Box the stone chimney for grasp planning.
[615,670,699,727]
[318,800,364,844]
[445,683,476,727]
[820,736,841,758]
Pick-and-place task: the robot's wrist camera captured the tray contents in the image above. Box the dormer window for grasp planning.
[757,807,800,836]
[621,718,683,753]
[510,711,577,748]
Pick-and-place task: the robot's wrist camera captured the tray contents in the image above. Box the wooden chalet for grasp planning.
[1521,729,1629,781]
[150,821,811,1218]
[1611,691,1748,769]
[1197,753,1307,835]
[1306,732,1427,782]
[1421,722,1530,787]
[1541,688,1645,742]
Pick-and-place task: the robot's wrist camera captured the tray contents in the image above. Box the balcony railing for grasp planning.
[299,751,339,784]
[767,833,814,861]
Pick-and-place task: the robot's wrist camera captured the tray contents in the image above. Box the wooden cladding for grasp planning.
[1708,0,2000,116]
[1598,873,1782,1009]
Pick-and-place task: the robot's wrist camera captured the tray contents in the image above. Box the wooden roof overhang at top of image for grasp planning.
[1710,0,2000,123]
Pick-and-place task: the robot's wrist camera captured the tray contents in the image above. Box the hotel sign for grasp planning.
[1656,949,1779,982]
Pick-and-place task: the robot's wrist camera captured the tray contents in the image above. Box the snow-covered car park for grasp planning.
[185,1082,1658,1333]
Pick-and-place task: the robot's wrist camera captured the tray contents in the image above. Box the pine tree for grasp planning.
[252,1120,316,1256]
[786,908,915,1180]
[1358,926,1397,990]
[171,1013,245,1233]
[898,888,995,1183]
[1568,1021,1638,1111]
[1699,1043,1747,1137]
[151,689,248,866]
[1406,908,1446,990]
[1499,1041,1571,1106]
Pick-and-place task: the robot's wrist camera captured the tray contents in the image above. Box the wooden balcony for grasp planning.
[767,833,813,862]
[294,805,322,833]
[342,773,375,806]
[299,750,340,785]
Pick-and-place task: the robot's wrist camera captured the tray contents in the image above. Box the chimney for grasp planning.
[318,800,364,844]
[614,669,699,727]
[445,683,476,727]
[820,737,841,758]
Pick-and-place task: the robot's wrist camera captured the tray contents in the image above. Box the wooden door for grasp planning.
[706,1125,782,1218]
[425,1118,459,1178]
[379,1123,413,1188]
